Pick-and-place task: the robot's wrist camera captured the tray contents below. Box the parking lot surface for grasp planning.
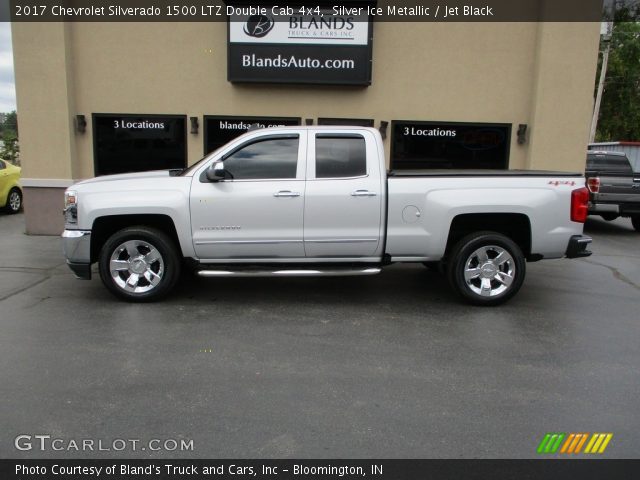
[1,212,639,458]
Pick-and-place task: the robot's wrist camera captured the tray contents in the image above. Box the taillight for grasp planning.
[587,177,600,193]
[571,187,589,223]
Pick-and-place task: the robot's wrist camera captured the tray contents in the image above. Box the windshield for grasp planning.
[179,146,224,176]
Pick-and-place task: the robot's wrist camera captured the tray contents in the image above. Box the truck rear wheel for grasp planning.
[447,231,526,306]
[98,226,181,302]
[632,216,640,232]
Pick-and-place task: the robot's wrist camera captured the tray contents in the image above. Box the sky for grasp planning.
[0,22,16,113]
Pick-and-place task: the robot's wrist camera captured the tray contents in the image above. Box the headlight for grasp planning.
[64,190,78,224]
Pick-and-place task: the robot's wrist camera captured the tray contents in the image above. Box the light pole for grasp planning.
[589,18,615,143]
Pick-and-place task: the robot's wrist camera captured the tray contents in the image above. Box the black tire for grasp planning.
[600,213,619,221]
[446,231,526,306]
[5,188,22,214]
[632,216,640,232]
[98,226,181,302]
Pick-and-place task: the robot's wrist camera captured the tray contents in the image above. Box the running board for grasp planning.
[197,267,382,278]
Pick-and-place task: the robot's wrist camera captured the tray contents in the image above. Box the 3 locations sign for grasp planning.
[227,4,373,85]
[391,121,511,170]
[93,114,187,176]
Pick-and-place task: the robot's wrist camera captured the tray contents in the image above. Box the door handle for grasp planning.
[274,190,301,197]
[351,190,377,197]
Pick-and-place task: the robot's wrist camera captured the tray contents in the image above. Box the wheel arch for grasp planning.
[90,214,181,263]
[445,213,532,260]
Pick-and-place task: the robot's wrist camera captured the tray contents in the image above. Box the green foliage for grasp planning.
[0,130,20,167]
[0,110,17,136]
[0,110,19,166]
[596,7,640,141]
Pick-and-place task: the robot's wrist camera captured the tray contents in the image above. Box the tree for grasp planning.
[0,110,19,165]
[595,6,640,141]
[0,130,20,166]
[0,110,17,136]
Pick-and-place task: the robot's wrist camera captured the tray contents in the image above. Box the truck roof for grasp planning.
[587,150,628,157]
[257,125,379,132]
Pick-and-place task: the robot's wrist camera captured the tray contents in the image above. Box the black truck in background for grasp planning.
[585,151,640,231]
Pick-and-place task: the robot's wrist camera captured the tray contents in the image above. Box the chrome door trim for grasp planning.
[195,239,303,245]
[304,238,378,243]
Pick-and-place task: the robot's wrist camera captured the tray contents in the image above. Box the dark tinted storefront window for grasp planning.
[391,121,511,170]
[317,118,374,127]
[93,114,186,176]
[204,116,300,154]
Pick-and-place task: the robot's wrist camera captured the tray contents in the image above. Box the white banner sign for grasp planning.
[229,11,370,45]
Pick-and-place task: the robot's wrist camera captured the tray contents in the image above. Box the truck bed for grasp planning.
[388,169,583,177]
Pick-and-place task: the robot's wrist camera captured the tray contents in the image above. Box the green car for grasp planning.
[0,159,22,214]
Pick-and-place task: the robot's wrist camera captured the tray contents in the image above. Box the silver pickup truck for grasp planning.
[62,126,592,305]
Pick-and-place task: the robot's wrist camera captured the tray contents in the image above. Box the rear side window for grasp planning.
[223,136,299,180]
[586,154,632,174]
[315,135,367,178]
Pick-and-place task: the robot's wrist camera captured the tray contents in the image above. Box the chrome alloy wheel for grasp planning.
[109,240,165,294]
[463,245,515,297]
[9,191,21,211]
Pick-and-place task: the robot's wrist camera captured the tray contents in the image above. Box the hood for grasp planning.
[74,170,172,186]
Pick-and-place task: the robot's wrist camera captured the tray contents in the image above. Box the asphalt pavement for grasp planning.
[0,212,638,458]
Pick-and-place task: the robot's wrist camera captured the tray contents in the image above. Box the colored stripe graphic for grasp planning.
[574,433,589,453]
[538,433,613,454]
[537,433,565,454]
[560,433,575,453]
[584,433,613,454]
[560,433,589,453]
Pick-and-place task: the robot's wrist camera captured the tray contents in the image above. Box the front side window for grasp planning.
[223,136,299,180]
[315,136,366,178]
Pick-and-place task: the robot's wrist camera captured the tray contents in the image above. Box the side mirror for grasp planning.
[205,161,226,182]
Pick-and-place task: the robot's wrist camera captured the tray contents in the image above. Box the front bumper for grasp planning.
[565,235,592,259]
[62,229,92,279]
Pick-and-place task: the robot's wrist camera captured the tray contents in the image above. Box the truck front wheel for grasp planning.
[632,216,640,232]
[447,232,526,306]
[98,226,181,302]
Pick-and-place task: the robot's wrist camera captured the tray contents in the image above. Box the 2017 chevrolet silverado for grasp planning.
[62,126,592,305]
